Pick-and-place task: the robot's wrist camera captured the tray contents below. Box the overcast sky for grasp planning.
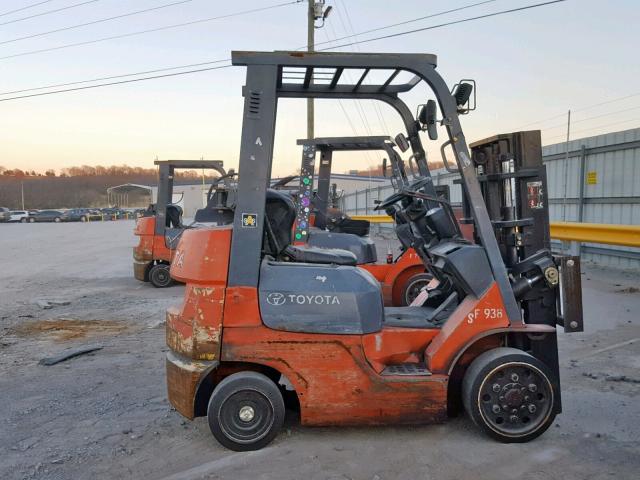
[1,0,638,176]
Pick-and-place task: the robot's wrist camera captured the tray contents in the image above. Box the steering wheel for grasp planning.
[407,176,431,192]
[206,182,218,202]
[206,173,235,202]
[376,190,409,210]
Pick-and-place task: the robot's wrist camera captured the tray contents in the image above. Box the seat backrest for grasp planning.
[165,205,183,228]
[263,189,296,257]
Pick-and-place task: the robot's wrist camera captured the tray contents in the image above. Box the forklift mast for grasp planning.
[464,132,584,333]
[295,136,405,235]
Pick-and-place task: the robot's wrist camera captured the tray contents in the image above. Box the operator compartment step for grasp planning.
[381,363,432,376]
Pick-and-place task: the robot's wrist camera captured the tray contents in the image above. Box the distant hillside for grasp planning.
[0,165,217,209]
[346,160,445,177]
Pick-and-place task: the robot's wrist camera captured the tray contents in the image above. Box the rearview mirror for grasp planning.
[382,158,388,177]
[394,133,410,153]
[418,100,439,141]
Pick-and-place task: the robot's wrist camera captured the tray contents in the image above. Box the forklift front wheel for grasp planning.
[149,263,172,288]
[401,273,433,306]
[462,347,556,443]
[207,371,285,451]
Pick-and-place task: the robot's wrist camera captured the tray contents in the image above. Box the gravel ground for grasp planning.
[0,221,638,480]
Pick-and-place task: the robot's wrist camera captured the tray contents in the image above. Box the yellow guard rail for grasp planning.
[350,216,640,248]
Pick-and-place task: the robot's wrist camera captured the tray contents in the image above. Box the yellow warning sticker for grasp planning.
[586,171,597,185]
[242,213,257,227]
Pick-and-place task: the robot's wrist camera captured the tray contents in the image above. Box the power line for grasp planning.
[333,1,386,165]
[0,0,570,102]
[317,0,568,51]
[0,0,197,46]
[1,0,563,95]
[325,17,373,137]
[320,22,376,166]
[0,0,302,61]
[543,105,640,131]
[0,58,231,96]
[0,64,233,103]
[573,93,640,114]
[515,92,640,130]
[0,0,55,18]
[545,117,640,142]
[337,0,391,138]
[0,0,101,27]
[311,0,500,50]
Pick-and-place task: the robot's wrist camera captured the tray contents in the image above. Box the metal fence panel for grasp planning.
[338,127,640,270]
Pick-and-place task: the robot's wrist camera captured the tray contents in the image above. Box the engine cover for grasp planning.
[258,259,383,334]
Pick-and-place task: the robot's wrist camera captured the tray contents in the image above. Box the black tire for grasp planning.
[462,347,556,443]
[20,217,27,223]
[401,272,433,306]
[207,371,285,451]
[148,263,172,288]
[29,217,35,223]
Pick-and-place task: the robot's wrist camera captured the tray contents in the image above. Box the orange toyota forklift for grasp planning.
[133,160,235,287]
[166,51,583,451]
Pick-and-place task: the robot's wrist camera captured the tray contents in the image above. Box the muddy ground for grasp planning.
[0,221,638,480]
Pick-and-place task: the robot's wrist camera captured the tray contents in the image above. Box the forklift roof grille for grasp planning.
[296,136,396,151]
[233,51,437,96]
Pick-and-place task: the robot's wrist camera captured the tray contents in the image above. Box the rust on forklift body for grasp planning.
[221,328,448,426]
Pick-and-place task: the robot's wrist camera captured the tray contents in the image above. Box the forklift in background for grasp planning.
[295,135,462,305]
[133,160,235,287]
[165,50,583,451]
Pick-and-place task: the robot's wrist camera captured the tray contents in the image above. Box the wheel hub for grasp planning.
[238,405,255,422]
[503,384,524,407]
[479,362,553,437]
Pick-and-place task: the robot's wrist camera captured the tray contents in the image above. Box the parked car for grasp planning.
[9,210,30,223]
[29,210,64,223]
[0,207,10,222]
[61,208,97,222]
[100,208,130,220]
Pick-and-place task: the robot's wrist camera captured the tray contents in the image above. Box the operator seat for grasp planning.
[164,205,184,249]
[263,189,357,266]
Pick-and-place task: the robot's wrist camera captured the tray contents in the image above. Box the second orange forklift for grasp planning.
[133,160,235,287]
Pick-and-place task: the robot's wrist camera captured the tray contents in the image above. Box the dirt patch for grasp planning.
[11,318,127,341]
[616,286,640,294]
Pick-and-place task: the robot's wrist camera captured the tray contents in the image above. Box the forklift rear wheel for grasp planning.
[149,264,172,288]
[207,371,285,451]
[462,347,556,443]
[401,273,432,306]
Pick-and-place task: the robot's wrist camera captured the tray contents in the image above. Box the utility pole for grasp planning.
[561,109,571,222]
[21,180,25,210]
[307,1,332,139]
